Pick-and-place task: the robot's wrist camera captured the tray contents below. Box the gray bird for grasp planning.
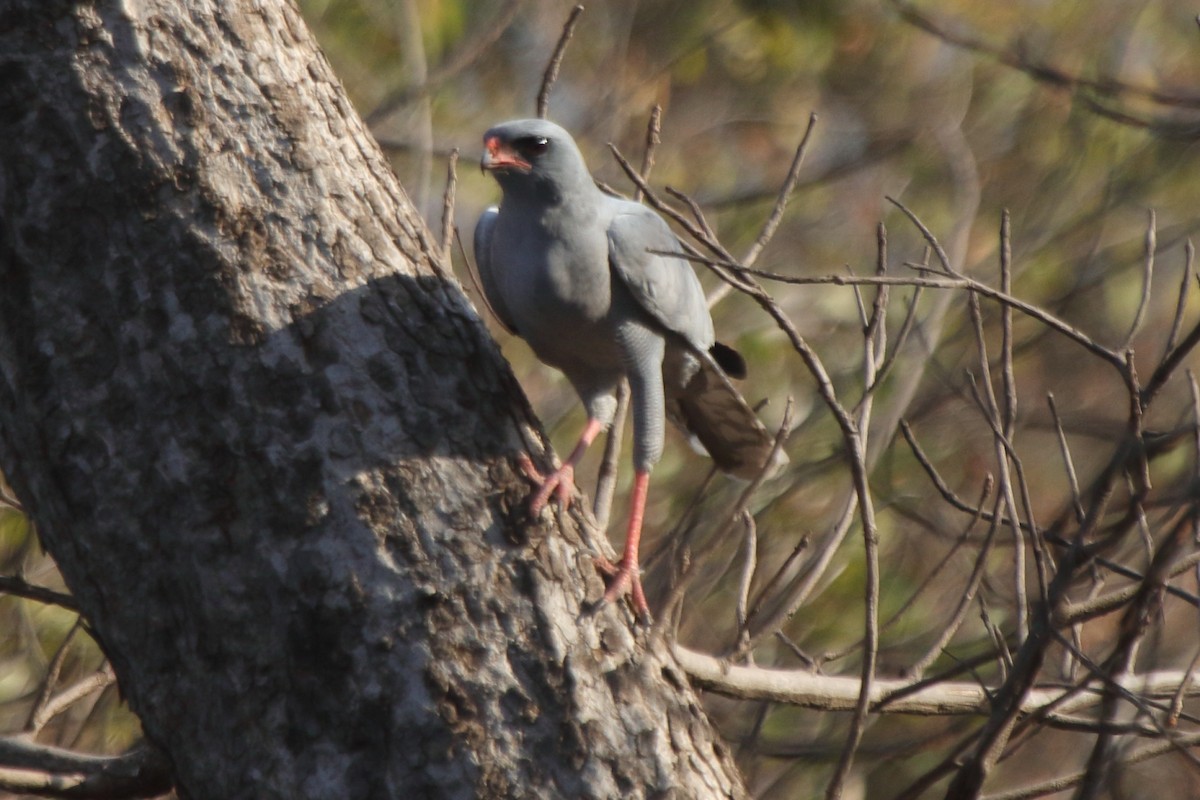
[475,118,782,618]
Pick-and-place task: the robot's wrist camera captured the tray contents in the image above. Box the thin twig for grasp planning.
[635,104,662,203]
[825,227,888,800]
[674,645,1200,716]
[823,475,995,669]
[886,195,957,276]
[1142,313,1200,407]
[25,621,82,734]
[1121,209,1156,351]
[708,114,818,308]
[592,381,628,530]
[999,210,1017,439]
[1168,644,1200,727]
[1067,510,1193,799]
[0,576,78,611]
[967,293,1028,641]
[439,148,459,260]
[536,4,584,118]
[665,186,719,245]
[869,246,928,391]
[26,664,116,736]
[907,479,999,678]
[1191,370,1200,543]
[739,534,810,645]
[1047,393,1085,523]
[1164,239,1195,357]
[658,249,1127,370]
[0,738,171,797]
[983,729,1200,800]
[734,511,757,635]
[717,398,796,652]
[743,113,818,267]
[455,228,514,334]
[648,464,720,638]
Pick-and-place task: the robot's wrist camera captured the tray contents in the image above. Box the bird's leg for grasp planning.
[519,417,604,514]
[596,469,650,621]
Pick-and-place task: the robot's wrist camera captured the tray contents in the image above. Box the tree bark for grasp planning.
[0,1,747,797]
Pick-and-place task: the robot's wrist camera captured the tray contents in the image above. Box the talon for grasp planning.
[595,556,650,622]
[516,452,544,484]
[517,453,578,514]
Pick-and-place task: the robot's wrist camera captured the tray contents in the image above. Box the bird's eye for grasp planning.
[515,136,550,157]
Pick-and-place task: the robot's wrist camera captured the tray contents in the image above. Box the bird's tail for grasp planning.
[667,351,788,481]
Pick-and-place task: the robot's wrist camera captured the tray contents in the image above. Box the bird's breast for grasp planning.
[491,217,623,369]
[496,226,610,318]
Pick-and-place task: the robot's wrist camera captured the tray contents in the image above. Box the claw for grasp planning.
[514,431,653,623]
[515,418,604,516]
[595,556,650,622]
[517,453,577,514]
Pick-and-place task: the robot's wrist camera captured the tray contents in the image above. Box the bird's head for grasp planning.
[480,119,592,202]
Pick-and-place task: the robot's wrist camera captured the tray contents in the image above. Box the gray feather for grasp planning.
[471,206,518,334]
[475,118,786,478]
[606,206,713,352]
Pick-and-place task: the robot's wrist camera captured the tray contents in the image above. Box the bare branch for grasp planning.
[967,293,1029,641]
[1121,209,1156,351]
[734,511,757,638]
[742,113,818,267]
[26,621,83,735]
[658,249,1128,370]
[0,739,171,799]
[907,478,998,678]
[27,666,117,738]
[673,646,1200,716]
[536,4,584,118]
[1143,294,1200,408]
[1075,512,1190,798]
[439,148,459,260]
[454,229,514,335]
[635,104,662,203]
[592,381,628,530]
[0,576,79,612]
[1054,552,1200,627]
[984,729,1200,800]
[1164,239,1195,357]
[885,196,957,275]
[1047,393,1085,523]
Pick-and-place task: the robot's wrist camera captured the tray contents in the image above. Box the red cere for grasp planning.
[482,136,531,172]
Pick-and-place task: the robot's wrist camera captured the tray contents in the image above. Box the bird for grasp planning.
[474,118,783,619]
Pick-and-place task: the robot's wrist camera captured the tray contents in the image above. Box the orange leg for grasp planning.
[518,417,604,514]
[596,469,650,621]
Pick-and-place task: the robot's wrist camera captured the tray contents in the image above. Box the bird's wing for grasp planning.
[608,202,787,479]
[606,203,714,351]
[471,207,518,334]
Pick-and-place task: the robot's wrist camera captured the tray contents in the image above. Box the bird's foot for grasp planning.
[595,557,650,623]
[517,453,576,514]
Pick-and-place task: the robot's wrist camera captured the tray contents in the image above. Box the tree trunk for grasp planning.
[0,1,747,797]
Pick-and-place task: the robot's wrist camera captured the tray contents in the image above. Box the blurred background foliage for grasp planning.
[4,1,1200,798]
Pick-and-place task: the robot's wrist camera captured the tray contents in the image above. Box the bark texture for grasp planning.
[0,1,747,797]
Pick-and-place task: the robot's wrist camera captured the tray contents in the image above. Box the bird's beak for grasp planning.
[480,136,531,174]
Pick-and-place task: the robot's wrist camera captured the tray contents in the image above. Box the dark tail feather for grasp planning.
[667,354,786,480]
[709,341,747,379]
